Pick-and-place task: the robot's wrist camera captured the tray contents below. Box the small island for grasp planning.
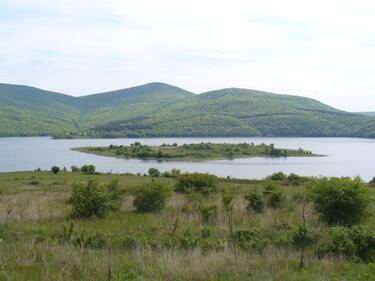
[73,142,319,161]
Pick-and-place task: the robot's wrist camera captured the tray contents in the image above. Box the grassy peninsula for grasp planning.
[73,142,318,161]
[1,169,375,280]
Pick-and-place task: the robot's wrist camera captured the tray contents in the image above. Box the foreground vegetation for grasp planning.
[73,142,317,161]
[1,169,375,280]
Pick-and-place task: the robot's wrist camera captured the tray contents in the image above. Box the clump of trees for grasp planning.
[68,179,123,218]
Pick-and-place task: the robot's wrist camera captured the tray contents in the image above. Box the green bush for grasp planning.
[51,166,60,174]
[244,192,264,213]
[68,179,123,218]
[316,226,375,263]
[72,230,107,249]
[234,228,268,251]
[148,168,160,177]
[133,181,171,212]
[310,177,370,226]
[71,165,80,172]
[80,164,96,175]
[291,225,314,250]
[200,205,218,224]
[270,172,287,181]
[263,183,284,208]
[175,173,218,194]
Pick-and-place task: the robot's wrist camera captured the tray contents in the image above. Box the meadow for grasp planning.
[0,169,375,281]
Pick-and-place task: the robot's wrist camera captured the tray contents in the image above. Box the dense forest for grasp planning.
[1,82,375,138]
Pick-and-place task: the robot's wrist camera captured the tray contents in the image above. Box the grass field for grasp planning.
[0,171,374,281]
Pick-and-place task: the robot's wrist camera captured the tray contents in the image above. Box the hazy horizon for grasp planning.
[1,0,374,111]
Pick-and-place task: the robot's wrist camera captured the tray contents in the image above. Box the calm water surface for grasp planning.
[0,137,374,180]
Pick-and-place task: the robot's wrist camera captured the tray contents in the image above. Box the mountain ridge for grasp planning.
[0,82,374,138]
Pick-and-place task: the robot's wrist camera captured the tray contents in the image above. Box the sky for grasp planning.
[0,0,374,111]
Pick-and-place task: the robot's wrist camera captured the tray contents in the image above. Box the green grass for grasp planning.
[1,171,375,280]
[73,142,319,161]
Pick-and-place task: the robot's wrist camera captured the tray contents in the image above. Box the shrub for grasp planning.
[310,177,371,226]
[105,179,123,211]
[81,164,96,175]
[148,168,160,177]
[316,226,375,263]
[200,205,218,224]
[244,191,264,212]
[234,228,268,251]
[68,179,123,218]
[263,183,284,208]
[291,225,314,250]
[71,165,80,173]
[51,166,60,174]
[175,173,218,194]
[133,181,171,212]
[287,173,302,185]
[72,231,107,249]
[270,172,287,181]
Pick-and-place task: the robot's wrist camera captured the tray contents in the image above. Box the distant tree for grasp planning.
[71,165,80,173]
[51,166,60,174]
[148,168,160,177]
[81,165,96,175]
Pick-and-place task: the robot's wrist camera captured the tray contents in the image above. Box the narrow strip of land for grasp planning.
[73,142,320,161]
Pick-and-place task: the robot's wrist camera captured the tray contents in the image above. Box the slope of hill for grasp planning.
[0,82,375,138]
[357,112,375,116]
[0,83,79,136]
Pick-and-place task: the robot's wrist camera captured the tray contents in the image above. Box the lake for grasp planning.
[0,137,374,180]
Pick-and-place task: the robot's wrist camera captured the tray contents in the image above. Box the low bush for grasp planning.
[175,173,218,194]
[310,177,371,226]
[244,191,264,212]
[234,228,268,251]
[71,165,79,172]
[148,168,160,177]
[263,183,284,208]
[316,226,375,263]
[200,205,218,224]
[80,164,96,175]
[68,179,123,218]
[270,172,287,181]
[133,181,171,212]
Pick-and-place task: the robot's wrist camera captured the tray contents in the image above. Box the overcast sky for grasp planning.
[0,0,374,111]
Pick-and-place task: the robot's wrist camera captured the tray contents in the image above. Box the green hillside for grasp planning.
[0,82,375,138]
[0,83,79,136]
[357,112,375,116]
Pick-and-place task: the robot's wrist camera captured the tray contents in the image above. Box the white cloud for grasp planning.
[0,0,374,111]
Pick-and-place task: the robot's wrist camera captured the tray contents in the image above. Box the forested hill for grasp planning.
[1,82,375,138]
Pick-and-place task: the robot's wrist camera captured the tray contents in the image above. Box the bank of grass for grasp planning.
[0,171,374,281]
[73,142,320,161]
